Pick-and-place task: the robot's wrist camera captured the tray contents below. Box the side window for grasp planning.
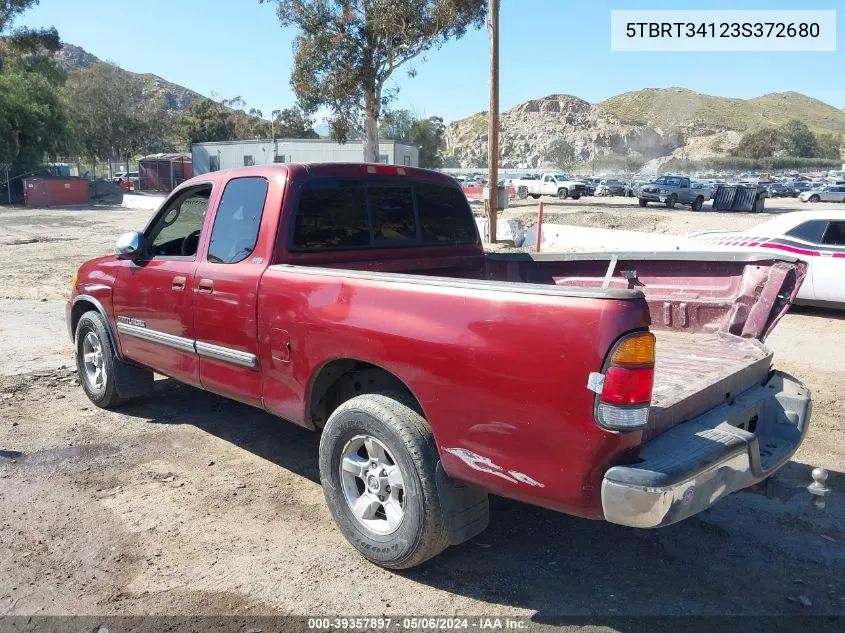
[292,180,369,249]
[208,155,219,172]
[243,155,254,167]
[207,177,269,264]
[369,185,416,242]
[378,154,389,164]
[416,183,478,244]
[147,187,212,258]
[786,220,828,244]
[822,221,845,246]
[273,154,285,163]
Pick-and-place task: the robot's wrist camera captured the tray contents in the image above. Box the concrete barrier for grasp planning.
[121,194,166,211]
[475,217,526,245]
[521,223,682,252]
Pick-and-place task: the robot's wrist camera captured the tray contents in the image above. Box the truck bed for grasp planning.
[299,249,804,441]
[648,330,771,441]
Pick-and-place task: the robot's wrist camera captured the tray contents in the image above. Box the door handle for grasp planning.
[172,275,186,291]
[197,278,214,294]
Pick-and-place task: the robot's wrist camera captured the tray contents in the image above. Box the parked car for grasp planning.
[687,210,845,306]
[511,173,588,200]
[68,162,812,569]
[626,178,648,197]
[690,181,714,201]
[638,175,707,210]
[766,182,794,198]
[799,185,845,203]
[595,178,627,196]
[579,177,599,196]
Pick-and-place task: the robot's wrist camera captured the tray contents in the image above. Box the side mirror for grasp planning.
[115,231,143,258]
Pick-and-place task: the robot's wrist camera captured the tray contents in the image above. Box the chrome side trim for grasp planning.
[116,322,196,354]
[195,341,258,369]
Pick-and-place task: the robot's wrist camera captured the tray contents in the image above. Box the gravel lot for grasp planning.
[0,197,843,623]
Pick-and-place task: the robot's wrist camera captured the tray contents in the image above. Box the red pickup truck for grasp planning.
[68,163,811,569]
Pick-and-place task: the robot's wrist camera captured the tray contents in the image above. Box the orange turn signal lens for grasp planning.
[610,332,655,367]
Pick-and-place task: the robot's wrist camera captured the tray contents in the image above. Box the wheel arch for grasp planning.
[306,358,428,432]
[71,295,122,359]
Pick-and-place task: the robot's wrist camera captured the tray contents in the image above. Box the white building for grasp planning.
[191,138,420,175]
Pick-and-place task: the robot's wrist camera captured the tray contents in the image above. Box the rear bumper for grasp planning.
[601,370,811,528]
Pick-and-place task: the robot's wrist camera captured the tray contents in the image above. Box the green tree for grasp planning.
[409,115,444,168]
[262,0,486,162]
[379,109,415,141]
[733,127,780,159]
[271,107,319,138]
[0,1,67,170]
[545,139,576,171]
[779,119,818,158]
[63,63,160,169]
[815,133,842,161]
[181,97,236,144]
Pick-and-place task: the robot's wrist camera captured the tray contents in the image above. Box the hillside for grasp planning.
[53,43,202,112]
[600,87,845,136]
[445,87,845,170]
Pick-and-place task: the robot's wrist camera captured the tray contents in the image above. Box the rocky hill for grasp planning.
[53,43,202,112]
[444,88,845,171]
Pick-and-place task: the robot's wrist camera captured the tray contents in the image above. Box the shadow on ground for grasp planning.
[112,376,844,621]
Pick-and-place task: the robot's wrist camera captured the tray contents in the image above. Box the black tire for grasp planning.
[665,194,677,209]
[557,188,568,200]
[529,193,540,199]
[319,391,450,569]
[692,196,704,211]
[570,193,581,200]
[810,195,820,203]
[638,198,648,207]
[74,311,153,408]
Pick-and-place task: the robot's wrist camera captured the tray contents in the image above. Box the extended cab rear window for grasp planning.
[291,178,478,250]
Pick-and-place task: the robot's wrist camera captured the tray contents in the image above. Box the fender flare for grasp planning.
[71,294,123,360]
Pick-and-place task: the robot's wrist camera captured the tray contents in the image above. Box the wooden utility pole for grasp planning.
[487,0,500,243]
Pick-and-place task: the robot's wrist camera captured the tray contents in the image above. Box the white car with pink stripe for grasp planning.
[687,211,845,306]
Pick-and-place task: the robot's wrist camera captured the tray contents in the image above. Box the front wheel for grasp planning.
[319,392,450,569]
[665,194,677,209]
[557,188,568,200]
[75,311,153,408]
[638,198,648,207]
[570,193,581,200]
[810,195,820,203]
[529,193,540,199]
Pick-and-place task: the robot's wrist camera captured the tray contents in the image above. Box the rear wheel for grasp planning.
[570,193,581,200]
[75,311,153,408]
[692,196,704,211]
[319,392,450,569]
[665,194,677,209]
[638,198,648,208]
[557,188,568,200]
[529,193,540,199]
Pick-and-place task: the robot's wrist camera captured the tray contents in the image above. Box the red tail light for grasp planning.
[600,367,654,406]
[592,331,655,431]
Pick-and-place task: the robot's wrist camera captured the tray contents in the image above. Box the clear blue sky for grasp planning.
[21,0,845,124]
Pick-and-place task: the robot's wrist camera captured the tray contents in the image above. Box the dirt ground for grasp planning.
[0,197,843,623]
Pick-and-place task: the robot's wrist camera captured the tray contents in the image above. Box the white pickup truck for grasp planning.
[512,173,588,200]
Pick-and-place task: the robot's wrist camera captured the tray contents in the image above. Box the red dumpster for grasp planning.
[22,177,89,207]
